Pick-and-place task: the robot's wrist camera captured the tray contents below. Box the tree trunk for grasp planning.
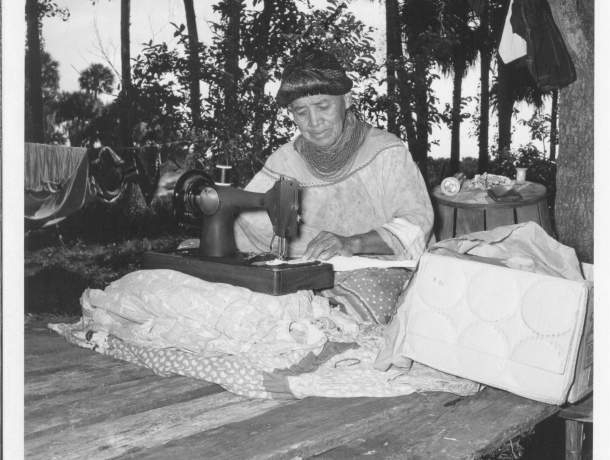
[183,0,202,129]
[224,0,242,130]
[548,0,594,263]
[25,0,44,142]
[385,0,400,135]
[496,60,513,157]
[412,55,429,180]
[120,0,132,147]
[251,0,274,157]
[478,0,491,173]
[549,89,558,161]
[449,58,466,174]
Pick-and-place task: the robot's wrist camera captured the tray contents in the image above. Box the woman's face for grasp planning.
[288,93,352,148]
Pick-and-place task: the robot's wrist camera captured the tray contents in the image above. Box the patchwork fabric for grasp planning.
[50,320,481,400]
[48,269,481,400]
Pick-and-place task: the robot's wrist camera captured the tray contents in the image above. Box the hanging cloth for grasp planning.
[501,0,577,91]
[498,0,527,64]
[25,143,97,228]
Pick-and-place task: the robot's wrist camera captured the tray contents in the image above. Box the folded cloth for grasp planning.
[430,221,583,280]
[50,310,482,400]
[25,143,96,228]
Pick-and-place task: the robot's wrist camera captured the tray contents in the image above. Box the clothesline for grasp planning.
[111,136,209,152]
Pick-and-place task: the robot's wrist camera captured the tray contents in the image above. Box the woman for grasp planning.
[235,49,434,323]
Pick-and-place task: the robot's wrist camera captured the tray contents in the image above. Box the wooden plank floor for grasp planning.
[25,327,560,460]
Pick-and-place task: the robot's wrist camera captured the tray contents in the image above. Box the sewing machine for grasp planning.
[142,169,334,295]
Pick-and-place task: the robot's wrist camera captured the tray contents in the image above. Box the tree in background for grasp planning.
[183,0,202,128]
[215,0,245,166]
[436,0,478,174]
[37,51,64,143]
[78,63,115,98]
[384,0,401,135]
[548,89,558,161]
[119,0,132,147]
[54,91,104,146]
[492,61,550,158]
[400,0,443,177]
[475,0,491,172]
[44,62,115,146]
[548,0,593,263]
[469,0,508,172]
[25,0,69,142]
[195,0,378,184]
[518,107,550,155]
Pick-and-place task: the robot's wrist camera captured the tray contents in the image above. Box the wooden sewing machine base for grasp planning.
[141,249,334,295]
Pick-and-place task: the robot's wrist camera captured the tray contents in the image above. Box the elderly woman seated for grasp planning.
[230,49,434,324]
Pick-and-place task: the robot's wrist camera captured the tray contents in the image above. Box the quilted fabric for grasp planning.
[377,252,589,404]
[48,268,481,400]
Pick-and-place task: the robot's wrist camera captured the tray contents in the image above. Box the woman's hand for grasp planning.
[303,231,358,260]
[303,230,394,260]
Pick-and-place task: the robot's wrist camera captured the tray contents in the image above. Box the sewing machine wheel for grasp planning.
[173,169,215,227]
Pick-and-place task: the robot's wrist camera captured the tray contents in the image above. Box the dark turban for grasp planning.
[275,49,353,107]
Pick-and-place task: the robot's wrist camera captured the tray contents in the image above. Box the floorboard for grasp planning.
[25,329,560,460]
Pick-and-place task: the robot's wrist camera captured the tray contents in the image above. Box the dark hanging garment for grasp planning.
[510,0,577,91]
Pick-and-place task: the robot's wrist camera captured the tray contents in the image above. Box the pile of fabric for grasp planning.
[50,269,481,399]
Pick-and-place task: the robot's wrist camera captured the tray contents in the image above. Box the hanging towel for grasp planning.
[25,143,96,228]
[498,0,527,64]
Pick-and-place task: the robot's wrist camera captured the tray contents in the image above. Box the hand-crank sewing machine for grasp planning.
[142,170,334,295]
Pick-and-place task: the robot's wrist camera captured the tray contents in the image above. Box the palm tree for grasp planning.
[401,0,442,178]
[472,0,508,171]
[183,0,202,128]
[78,63,115,98]
[436,0,478,174]
[493,61,550,157]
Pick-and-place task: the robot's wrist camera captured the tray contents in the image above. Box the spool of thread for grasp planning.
[440,172,465,196]
[215,164,232,186]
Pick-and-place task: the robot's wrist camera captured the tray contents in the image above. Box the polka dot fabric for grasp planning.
[50,322,481,400]
[323,268,412,324]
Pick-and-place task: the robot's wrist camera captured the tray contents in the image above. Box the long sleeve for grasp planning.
[234,130,434,260]
[373,145,434,259]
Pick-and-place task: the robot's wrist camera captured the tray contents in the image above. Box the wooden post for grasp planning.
[565,419,584,460]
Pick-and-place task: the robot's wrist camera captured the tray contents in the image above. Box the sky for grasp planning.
[41,0,544,159]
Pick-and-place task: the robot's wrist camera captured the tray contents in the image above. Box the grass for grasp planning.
[25,233,187,314]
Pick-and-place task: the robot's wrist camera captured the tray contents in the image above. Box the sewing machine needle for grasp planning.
[279,237,287,260]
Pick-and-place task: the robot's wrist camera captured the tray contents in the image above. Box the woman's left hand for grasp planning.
[303,231,357,260]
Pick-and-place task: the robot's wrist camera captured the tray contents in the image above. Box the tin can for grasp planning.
[440,172,466,196]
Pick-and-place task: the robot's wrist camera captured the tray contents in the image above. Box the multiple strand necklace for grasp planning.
[294,109,371,181]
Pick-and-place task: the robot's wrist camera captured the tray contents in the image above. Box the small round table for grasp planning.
[432,181,553,240]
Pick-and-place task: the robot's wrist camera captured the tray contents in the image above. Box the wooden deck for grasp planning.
[25,326,560,460]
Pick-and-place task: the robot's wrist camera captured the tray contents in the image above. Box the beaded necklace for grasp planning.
[294,109,371,181]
